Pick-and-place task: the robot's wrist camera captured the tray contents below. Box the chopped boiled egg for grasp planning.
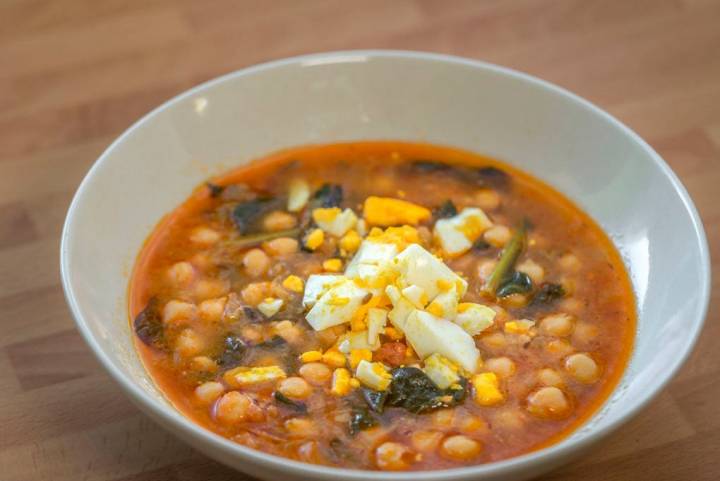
[257,298,283,317]
[312,207,358,237]
[403,309,481,373]
[471,372,505,406]
[337,329,381,352]
[454,303,496,335]
[331,368,353,396]
[423,353,461,389]
[394,244,468,300]
[367,307,388,345]
[223,365,286,388]
[344,239,399,279]
[363,196,431,226]
[355,360,392,391]
[305,279,369,331]
[434,208,493,256]
[504,319,536,335]
[425,287,459,320]
[385,285,415,332]
[287,179,310,212]
[302,274,345,308]
[401,285,428,308]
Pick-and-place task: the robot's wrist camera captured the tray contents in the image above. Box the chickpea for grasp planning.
[501,293,528,308]
[284,418,315,438]
[375,442,416,471]
[559,297,583,314]
[410,430,443,452]
[517,259,544,284]
[194,381,224,405]
[481,331,507,349]
[546,339,574,358]
[240,325,263,344]
[198,297,226,322]
[559,253,581,273]
[431,408,455,428]
[440,435,483,461]
[193,278,228,300]
[263,237,299,256]
[416,226,433,246]
[190,253,213,270]
[540,313,575,337]
[263,210,297,232]
[476,259,497,282]
[277,377,312,399]
[565,353,600,383]
[457,414,489,434]
[190,355,218,373]
[527,387,571,419]
[215,391,254,425]
[241,281,271,306]
[166,261,194,286]
[274,320,303,345]
[299,362,332,385]
[572,322,599,345]
[474,189,501,210]
[162,300,196,326]
[297,441,321,463]
[484,357,516,378]
[537,368,564,387]
[484,225,511,247]
[492,409,526,431]
[175,328,204,358]
[243,249,271,278]
[190,226,221,246]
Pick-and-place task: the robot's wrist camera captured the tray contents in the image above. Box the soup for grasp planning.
[129,142,635,470]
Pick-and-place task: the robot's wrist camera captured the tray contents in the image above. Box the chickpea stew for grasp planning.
[130,142,635,471]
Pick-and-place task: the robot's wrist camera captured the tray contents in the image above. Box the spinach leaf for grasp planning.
[386,367,465,413]
[217,334,247,368]
[477,166,511,189]
[433,200,458,219]
[232,197,279,234]
[206,182,225,197]
[496,271,533,297]
[133,298,165,348]
[472,239,491,251]
[411,160,452,173]
[362,388,388,413]
[312,183,343,208]
[530,283,566,307]
[256,335,287,349]
[273,391,307,413]
[348,406,379,435]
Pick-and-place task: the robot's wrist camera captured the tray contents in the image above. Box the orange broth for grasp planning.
[129,142,635,470]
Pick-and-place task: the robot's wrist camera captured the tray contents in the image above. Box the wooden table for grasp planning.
[1,1,718,479]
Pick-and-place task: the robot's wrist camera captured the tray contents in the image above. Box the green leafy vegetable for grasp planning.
[217,334,247,368]
[348,406,379,435]
[433,200,458,219]
[530,283,566,307]
[232,197,281,234]
[385,367,466,414]
[133,298,165,348]
[361,388,388,413]
[483,220,528,296]
[273,391,307,413]
[312,183,343,208]
[496,271,533,297]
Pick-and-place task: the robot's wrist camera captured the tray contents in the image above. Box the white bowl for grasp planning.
[61,51,710,481]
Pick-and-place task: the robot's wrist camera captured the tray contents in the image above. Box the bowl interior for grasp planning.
[61,51,709,481]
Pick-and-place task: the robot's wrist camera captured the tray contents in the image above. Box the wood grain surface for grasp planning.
[1,1,719,479]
